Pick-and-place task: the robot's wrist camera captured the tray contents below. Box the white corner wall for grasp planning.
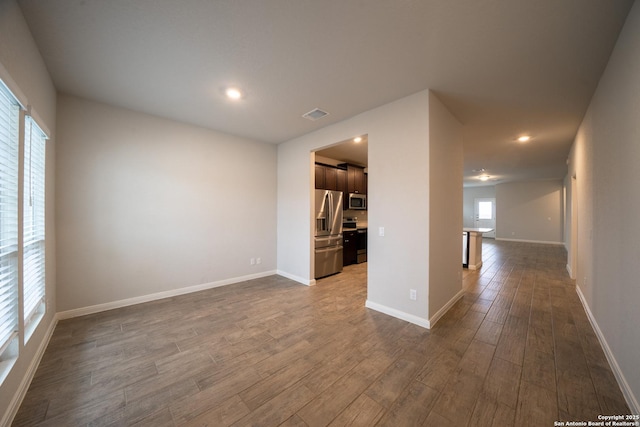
[495,180,564,244]
[428,93,463,323]
[278,90,432,326]
[567,1,640,413]
[55,95,277,313]
[0,1,57,424]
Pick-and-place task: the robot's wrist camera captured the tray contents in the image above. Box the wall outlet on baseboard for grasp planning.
[410,289,417,301]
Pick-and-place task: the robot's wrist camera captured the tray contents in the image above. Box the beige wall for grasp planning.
[428,92,463,320]
[567,0,640,412]
[0,1,57,423]
[278,90,463,327]
[495,180,564,244]
[55,95,277,313]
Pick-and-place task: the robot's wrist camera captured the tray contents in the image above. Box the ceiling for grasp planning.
[17,0,634,185]
[317,136,368,168]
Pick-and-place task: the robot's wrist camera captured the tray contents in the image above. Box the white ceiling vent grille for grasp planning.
[302,108,329,121]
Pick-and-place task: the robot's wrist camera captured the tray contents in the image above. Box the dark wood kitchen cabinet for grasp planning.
[315,164,325,189]
[336,168,347,193]
[315,163,341,191]
[338,163,366,194]
[343,230,358,266]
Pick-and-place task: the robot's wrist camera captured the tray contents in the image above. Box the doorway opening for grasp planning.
[474,197,496,238]
[311,135,368,283]
[569,175,578,279]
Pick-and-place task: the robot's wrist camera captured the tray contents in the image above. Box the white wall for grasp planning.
[495,180,564,244]
[462,185,496,228]
[428,93,463,319]
[55,95,277,312]
[567,1,640,413]
[278,90,462,328]
[0,0,57,423]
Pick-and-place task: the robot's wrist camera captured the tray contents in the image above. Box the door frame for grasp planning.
[474,197,496,238]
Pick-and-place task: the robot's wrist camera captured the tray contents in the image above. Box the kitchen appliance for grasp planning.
[315,190,344,278]
[356,228,367,263]
[348,193,366,210]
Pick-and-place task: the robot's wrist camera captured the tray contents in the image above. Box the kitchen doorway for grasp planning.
[312,135,368,283]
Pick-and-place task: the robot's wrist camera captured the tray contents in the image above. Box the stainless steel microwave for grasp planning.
[348,193,366,210]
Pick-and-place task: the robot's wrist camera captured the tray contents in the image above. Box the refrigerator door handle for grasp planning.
[327,192,333,234]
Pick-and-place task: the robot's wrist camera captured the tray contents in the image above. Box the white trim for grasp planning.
[495,237,564,245]
[276,270,314,286]
[1,315,57,427]
[365,300,431,329]
[566,264,573,278]
[57,271,277,320]
[575,285,639,415]
[468,261,483,270]
[0,61,28,109]
[429,289,465,327]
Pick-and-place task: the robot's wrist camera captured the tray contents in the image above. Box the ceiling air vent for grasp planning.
[302,108,329,121]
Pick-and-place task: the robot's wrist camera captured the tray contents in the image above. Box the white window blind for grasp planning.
[0,82,20,354]
[23,116,47,326]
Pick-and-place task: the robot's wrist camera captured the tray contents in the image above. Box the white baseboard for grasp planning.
[1,315,57,427]
[57,270,277,320]
[566,264,573,278]
[276,270,314,286]
[429,289,465,327]
[365,300,431,329]
[575,285,639,415]
[495,237,564,245]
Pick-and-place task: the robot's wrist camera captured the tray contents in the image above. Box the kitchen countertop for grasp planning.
[463,227,494,233]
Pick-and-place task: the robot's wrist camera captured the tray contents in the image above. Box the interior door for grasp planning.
[474,198,496,238]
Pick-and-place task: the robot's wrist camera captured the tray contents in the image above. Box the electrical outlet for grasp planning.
[379,227,385,237]
[256,257,261,265]
[250,258,255,265]
[410,289,417,301]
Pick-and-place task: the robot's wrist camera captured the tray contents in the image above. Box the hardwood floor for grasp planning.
[13,240,630,426]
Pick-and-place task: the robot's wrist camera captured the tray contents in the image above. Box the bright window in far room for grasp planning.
[478,200,493,220]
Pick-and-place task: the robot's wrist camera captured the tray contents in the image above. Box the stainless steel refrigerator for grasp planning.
[314,189,343,279]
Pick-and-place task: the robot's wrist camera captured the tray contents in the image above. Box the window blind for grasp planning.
[0,82,19,354]
[23,116,47,326]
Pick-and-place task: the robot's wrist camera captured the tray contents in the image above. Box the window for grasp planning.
[23,116,47,328]
[0,82,20,356]
[0,74,49,373]
[478,200,493,220]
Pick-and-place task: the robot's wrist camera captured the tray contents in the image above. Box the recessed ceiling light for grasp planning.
[479,174,490,181]
[225,87,243,100]
[517,135,531,142]
[354,137,362,143]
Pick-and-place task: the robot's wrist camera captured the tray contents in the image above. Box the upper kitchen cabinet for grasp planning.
[337,168,347,194]
[341,164,366,194]
[315,164,325,189]
[315,163,343,191]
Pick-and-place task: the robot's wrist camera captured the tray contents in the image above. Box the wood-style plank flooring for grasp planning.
[13,240,630,426]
